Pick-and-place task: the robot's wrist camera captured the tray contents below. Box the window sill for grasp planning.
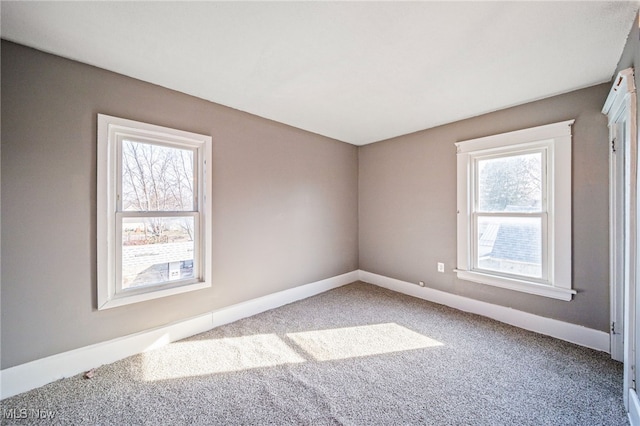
[98,280,211,310]
[455,270,575,301]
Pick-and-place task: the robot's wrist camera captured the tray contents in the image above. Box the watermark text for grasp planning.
[3,408,57,420]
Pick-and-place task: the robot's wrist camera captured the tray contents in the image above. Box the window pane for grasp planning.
[477,216,542,278]
[477,152,542,213]
[121,140,194,211]
[121,217,195,289]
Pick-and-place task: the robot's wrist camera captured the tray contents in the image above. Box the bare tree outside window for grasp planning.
[121,140,195,244]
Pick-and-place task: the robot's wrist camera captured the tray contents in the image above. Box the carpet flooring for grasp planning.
[0,282,627,425]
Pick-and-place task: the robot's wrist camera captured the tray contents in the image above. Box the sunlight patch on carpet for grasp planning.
[140,323,442,381]
[141,334,305,381]
[286,323,443,361]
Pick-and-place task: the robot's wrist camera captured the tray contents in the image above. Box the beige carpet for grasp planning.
[0,282,627,425]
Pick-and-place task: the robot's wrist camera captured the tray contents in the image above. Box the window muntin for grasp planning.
[455,120,574,301]
[98,114,212,309]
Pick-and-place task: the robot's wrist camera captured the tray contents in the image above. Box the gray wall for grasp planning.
[359,83,611,331]
[1,41,359,369]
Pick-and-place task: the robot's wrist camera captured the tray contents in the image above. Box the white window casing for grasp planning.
[97,114,212,309]
[455,120,575,301]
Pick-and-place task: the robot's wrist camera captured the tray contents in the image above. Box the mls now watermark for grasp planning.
[3,408,57,420]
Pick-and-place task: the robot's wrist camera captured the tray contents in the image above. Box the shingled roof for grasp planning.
[489,223,541,264]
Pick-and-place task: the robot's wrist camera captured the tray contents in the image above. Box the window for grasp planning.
[97,114,212,309]
[455,120,575,301]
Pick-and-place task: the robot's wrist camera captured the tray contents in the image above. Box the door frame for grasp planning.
[604,67,637,409]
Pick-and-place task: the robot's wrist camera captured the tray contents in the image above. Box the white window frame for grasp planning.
[455,120,575,301]
[97,114,212,310]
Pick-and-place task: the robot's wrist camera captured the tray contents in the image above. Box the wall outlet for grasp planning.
[418,281,425,287]
[437,262,445,273]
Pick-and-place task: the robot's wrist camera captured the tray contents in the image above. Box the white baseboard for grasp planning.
[358,270,610,353]
[630,389,640,426]
[0,270,358,400]
[1,269,608,400]
[209,271,358,328]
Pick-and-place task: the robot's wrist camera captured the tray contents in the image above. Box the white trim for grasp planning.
[0,270,358,400]
[455,120,574,299]
[604,69,637,123]
[456,120,574,153]
[603,67,638,409]
[455,270,575,301]
[358,270,609,352]
[97,114,213,310]
[208,271,359,328]
[630,389,640,426]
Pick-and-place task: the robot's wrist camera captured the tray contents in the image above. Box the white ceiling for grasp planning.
[2,1,638,145]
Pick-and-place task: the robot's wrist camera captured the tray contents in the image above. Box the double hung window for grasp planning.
[455,121,574,300]
[97,115,212,309]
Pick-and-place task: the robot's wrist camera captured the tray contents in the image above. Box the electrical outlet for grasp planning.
[437,262,445,273]
[418,281,425,287]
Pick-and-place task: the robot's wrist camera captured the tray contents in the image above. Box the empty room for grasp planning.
[2,1,640,424]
